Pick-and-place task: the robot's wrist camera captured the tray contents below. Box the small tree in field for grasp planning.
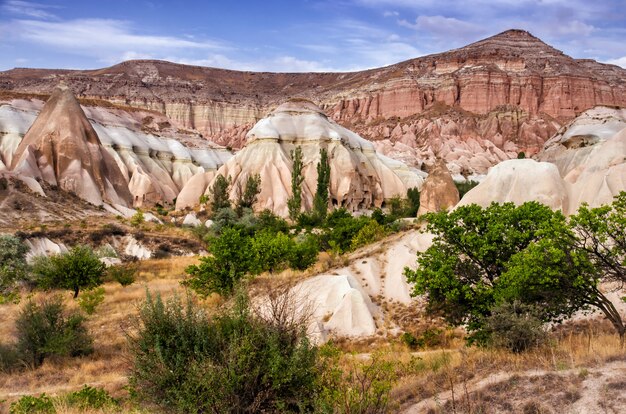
[33,246,105,298]
[288,146,304,222]
[313,148,331,220]
[0,234,29,295]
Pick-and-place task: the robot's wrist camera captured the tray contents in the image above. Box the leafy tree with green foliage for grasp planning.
[289,234,319,271]
[184,228,252,296]
[0,234,29,296]
[250,230,293,274]
[15,296,93,368]
[405,187,421,217]
[236,173,261,214]
[351,220,387,251]
[404,202,570,344]
[128,292,319,413]
[209,174,231,215]
[33,246,106,298]
[313,147,331,220]
[288,146,305,222]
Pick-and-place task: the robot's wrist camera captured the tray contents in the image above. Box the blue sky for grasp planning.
[1,0,625,72]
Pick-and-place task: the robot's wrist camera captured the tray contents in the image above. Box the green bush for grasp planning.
[76,287,105,315]
[485,301,547,353]
[9,394,55,414]
[64,385,118,409]
[250,230,293,274]
[107,263,137,286]
[0,234,29,296]
[0,343,20,372]
[454,180,479,199]
[316,346,398,414]
[128,292,319,413]
[15,297,93,368]
[289,234,319,271]
[400,332,419,349]
[130,209,145,227]
[350,220,387,251]
[33,245,105,298]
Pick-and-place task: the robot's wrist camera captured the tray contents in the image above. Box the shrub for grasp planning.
[0,343,20,372]
[350,220,387,250]
[485,301,547,353]
[130,209,145,227]
[0,234,29,296]
[15,297,92,368]
[33,245,105,298]
[400,332,419,349]
[64,385,118,409]
[107,263,137,286]
[289,234,319,270]
[128,292,319,413]
[250,230,293,274]
[316,346,398,414]
[9,394,55,414]
[76,287,105,315]
[454,180,479,199]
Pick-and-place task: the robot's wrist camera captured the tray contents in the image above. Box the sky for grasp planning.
[0,0,625,72]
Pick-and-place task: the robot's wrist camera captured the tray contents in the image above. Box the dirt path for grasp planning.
[402,360,626,414]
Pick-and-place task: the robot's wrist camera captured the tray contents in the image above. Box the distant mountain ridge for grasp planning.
[1,29,625,176]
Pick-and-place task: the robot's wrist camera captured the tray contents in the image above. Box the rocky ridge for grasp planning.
[2,29,624,176]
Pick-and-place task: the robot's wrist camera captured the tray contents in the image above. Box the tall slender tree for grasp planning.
[313,148,331,219]
[287,146,304,222]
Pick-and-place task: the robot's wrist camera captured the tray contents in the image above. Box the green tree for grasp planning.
[33,246,106,298]
[287,146,304,222]
[404,202,570,344]
[0,234,29,295]
[313,148,331,220]
[184,228,252,296]
[15,297,93,367]
[209,174,231,215]
[236,174,261,214]
[405,187,421,217]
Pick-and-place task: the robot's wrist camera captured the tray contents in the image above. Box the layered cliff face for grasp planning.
[177,100,424,216]
[461,106,626,215]
[0,91,232,208]
[2,30,624,175]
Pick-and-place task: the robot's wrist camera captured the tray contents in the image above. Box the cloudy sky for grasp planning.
[0,0,625,72]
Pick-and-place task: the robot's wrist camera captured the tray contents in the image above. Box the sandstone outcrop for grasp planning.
[9,86,133,206]
[2,30,624,176]
[178,100,424,216]
[417,159,459,215]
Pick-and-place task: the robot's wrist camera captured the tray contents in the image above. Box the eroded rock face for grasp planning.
[10,86,133,206]
[178,100,424,217]
[2,30,624,176]
[0,95,232,208]
[457,159,569,212]
[417,160,459,215]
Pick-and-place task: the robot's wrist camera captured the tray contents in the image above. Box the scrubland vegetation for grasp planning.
[1,162,625,412]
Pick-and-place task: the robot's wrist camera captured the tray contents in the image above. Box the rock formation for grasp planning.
[9,86,132,206]
[2,30,624,175]
[0,94,232,208]
[177,100,424,216]
[457,159,569,212]
[417,160,459,215]
[460,106,626,215]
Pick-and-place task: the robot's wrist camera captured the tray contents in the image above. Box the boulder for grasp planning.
[417,159,459,215]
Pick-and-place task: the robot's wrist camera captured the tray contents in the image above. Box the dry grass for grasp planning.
[0,256,199,411]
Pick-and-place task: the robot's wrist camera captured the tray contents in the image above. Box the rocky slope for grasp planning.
[177,100,425,216]
[0,89,232,209]
[459,106,626,215]
[2,29,624,175]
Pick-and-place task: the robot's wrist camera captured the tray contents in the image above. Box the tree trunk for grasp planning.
[73,287,79,298]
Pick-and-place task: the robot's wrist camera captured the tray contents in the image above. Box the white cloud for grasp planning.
[9,18,226,56]
[605,56,626,69]
[383,10,399,17]
[2,0,59,20]
[399,15,486,39]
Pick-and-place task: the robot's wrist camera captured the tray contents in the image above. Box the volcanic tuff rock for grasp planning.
[2,30,624,175]
[417,159,459,215]
[177,100,424,216]
[9,86,132,206]
[460,106,626,215]
[0,91,232,208]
